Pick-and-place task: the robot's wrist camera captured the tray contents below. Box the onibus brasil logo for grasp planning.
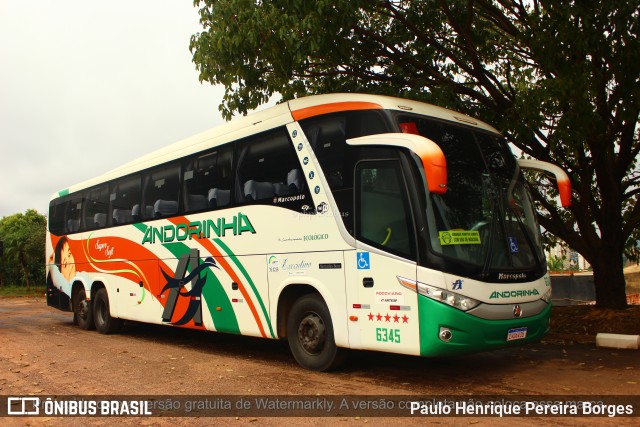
[6,397,151,416]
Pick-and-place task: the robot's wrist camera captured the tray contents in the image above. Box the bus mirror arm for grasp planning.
[517,159,572,207]
[346,133,447,194]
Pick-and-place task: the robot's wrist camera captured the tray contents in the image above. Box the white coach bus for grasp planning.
[46,94,571,371]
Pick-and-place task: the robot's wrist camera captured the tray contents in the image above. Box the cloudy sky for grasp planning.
[0,1,235,218]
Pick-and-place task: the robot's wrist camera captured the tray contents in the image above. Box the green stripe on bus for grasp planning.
[57,188,69,197]
[417,295,551,357]
[133,223,147,234]
[214,237,275,338]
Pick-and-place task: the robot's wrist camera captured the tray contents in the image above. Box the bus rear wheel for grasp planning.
[73,287,94,330]
[287,294,345,371]
[93,288,123,334]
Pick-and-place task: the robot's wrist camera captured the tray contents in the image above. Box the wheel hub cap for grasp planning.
[298,314,325,354]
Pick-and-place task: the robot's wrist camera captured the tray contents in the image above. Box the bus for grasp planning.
[46,93,571,371]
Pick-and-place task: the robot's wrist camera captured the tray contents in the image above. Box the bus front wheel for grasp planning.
[73,288,95,330]
[93,288,123,334]
[287,294,345,371]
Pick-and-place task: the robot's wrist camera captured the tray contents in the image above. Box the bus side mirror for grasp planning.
[518,159,572,207]
[419,144,447,195]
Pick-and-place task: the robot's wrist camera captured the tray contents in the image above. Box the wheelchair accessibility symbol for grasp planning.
[357,252,370,270]
[508,236,519,253]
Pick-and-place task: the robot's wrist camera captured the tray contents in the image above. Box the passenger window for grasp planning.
[65,196,84,234]
[48,194,85,234]
[356,160,416,260]
[235,129,312,212]
[49,198,67,235]
[109,176,141,225]
[84,186,109,230]
[183,146,233,213]
[141,162,181,219]
[300,110,390,231]
[303,116,348,189]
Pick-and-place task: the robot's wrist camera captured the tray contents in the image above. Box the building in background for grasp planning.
[546,244,591,272]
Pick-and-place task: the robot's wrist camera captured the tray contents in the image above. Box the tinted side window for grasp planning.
[65,196,83,233]
[84,186,109,230]
[300,110,392,233]
[141,163,181,219]
[110,176,141,225]
[356,160,416,260]
[183,145,233,213]
[301,110,389,191]
[48,195,85,234]
[235,129,312,212]
[49,198,66,235]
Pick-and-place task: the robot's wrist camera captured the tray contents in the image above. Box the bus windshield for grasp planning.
[396,114,545,279]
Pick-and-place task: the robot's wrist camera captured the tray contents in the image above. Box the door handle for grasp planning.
[363,277,374,288]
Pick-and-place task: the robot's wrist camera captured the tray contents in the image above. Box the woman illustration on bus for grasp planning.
[46,237,88,311]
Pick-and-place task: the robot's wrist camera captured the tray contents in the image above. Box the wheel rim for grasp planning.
[76,297,89,321]
[297,312,326,355]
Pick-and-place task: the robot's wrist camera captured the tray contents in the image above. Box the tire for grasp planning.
[93,288,123,334]
[73,287,95,330]
[287,294,346,371]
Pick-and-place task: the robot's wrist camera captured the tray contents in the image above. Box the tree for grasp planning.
[190,0,640,308]
[0,210,47,289]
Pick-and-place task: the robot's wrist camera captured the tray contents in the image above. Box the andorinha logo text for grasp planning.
[142,213,255,245]
[489,289,540,299]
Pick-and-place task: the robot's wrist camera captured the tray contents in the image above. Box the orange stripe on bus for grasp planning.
[169,217,268,338]
[291,101,382,121]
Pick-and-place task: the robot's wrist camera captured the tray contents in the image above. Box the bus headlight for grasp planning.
[397,277,480,311]
[430,287,481,311]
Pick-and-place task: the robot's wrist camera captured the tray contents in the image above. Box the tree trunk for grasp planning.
[591,251,628,309]
[24,270,30,291]
[19,250,30,291]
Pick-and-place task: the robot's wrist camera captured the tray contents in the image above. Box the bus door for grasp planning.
[344,159,420,355]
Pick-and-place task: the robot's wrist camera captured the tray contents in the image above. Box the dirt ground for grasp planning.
[550,305,640,343]
[548,265,640,342]
[0,297,639,426]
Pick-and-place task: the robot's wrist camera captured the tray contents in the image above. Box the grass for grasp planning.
[0,285,46,297]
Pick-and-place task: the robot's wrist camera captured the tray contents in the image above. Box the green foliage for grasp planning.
[547,254,567,272]
[0,285,46,297]
[191,0,640,308]
[0,210,47,289]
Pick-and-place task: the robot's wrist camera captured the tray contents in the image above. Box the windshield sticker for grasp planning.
[438,230,481,245]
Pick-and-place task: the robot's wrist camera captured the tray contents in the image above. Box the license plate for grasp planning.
[506,327,527,341]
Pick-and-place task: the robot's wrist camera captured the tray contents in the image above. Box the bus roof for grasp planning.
[288,93,498,134]
[50,93,498,200]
